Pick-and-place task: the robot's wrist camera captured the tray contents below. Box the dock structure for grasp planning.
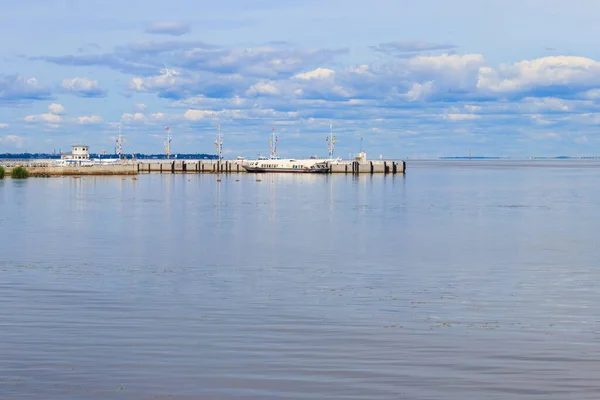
[136,158,406,175]
[1,154,406,177]
[2,163,138,177]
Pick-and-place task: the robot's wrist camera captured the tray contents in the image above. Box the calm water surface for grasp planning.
[1,160,599,399]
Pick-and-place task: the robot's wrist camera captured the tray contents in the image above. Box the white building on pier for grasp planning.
[61,145,90,161]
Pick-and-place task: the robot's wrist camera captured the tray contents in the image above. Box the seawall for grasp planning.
[4,164,138,177]
[136,159,406,174]
[1,159,406,176]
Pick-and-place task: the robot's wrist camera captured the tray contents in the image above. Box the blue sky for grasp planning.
[3,0,600,158]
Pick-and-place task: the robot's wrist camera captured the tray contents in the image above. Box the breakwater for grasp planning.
[137,159,406,174]
[2,163,138,177]
[0,159,405,176]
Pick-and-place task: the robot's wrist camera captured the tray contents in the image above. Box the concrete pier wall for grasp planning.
[137,159,406,174]
[4,164,138,176]
[1,159,405,176]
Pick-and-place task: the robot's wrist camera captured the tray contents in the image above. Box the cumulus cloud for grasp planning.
[477,56,600,96]
[294,68,335,80]
[464,105,482,112]
[37,40,348,79]
[77,115,103,124]
[0,74,50,103]
[24,113,62,124]
[121,112,147,123]
[150,112,167,120]
[48,103,66,114]
[61,77,106,97]
[145,21,190,36]
[370,40,457,57]
[405,81,434,101]
[0,123,8,128]
[246,81,280,96]
[521,97,571,112]
[129,68,184,92]
[183,109,217,121]
[445,113,480,121]
[129,68,246,99]
[0,135,23,147]
[134,103,147,111]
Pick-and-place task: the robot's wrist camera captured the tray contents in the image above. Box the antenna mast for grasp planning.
[326,121,336,159]
[215,124,224,162]
[115,126,124,158]
[270,126,278,159]
[164,125,172,159]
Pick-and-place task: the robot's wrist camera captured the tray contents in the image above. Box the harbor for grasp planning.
[1,156,405,177]
[0,127,406,177]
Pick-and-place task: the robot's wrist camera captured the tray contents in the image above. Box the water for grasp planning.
[1,160,599,399]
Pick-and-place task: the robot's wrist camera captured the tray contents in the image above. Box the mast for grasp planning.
[270,126,278,159]
[115,126,124,158]
[326,121,336,159]
[164,125,172,159]
[215,124,223,162]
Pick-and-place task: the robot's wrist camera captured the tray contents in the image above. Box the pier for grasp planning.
[2,162,138,177]
[1,159,405,177]
[136,159,406,174]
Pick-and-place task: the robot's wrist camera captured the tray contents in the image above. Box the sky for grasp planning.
[2,0,600,159]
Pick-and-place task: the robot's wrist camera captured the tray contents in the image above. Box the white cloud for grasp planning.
[246,81,280,96]
[130,68,183,92]
[0,74,49,102]
[0,135,23,146]
[477,56,600,94]
[585,89,600,99]
[464,105,482,112]
[410,53,485,71]
[406,81,434,101]
[61,77,105,97]
[48,103,66,114]
[24,113,61,123]
[183,109,217,121]
[0,123,8,128]
[531,114,554,125]
[521,97,570,112]
[134,103,147,111]
[121,112,147,123]
[62,77,96,91]
[77,115,103,124]
[445,113,480,121]
[150,113,167,120]
[294,68,335,80]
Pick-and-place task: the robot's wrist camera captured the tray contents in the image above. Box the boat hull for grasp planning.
[242,166,329,173]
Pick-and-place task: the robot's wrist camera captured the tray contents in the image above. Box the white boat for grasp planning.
[242,158,330,173]
[241,126,339,173]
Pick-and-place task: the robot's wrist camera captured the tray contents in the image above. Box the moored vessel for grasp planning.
[242,158,330,173]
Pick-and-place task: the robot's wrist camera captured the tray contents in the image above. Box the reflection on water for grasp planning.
[1,161,600,399]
